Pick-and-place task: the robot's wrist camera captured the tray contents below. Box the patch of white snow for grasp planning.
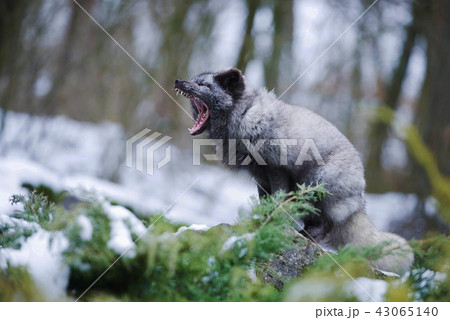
[76,215,93,241]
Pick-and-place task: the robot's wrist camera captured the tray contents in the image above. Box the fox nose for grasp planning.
[174,79,181,86]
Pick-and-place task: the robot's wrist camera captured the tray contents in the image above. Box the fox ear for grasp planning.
[215,68,245,94]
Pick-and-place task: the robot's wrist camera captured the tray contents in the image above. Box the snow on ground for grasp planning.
[102,201,147,257]
[175,224,210,235]
[0,112,123,179]
[345,277,389,302]
[221,233,255,252]
[287,277,389,302]
[0,158,63,215]
[76,215,93,242]
[286,279,341,301]
[0,157,255,225]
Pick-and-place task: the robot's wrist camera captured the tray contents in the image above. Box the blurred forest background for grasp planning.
[0,0,449,235]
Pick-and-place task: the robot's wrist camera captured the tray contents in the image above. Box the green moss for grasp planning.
[0,265,44,301]
[405,126,450,221]
[373,105,395,125]
[407,235,450,301]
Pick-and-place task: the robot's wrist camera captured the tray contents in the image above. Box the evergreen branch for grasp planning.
[261,195,297,227]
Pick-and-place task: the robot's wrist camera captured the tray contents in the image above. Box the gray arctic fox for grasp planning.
[174,68,413,275]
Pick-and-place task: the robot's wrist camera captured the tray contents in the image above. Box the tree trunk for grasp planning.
[42,0,94,116]
[0,0,28,138]
[264,0,293,93]
[365,7,417,193]
[413,0,450,196]
[236,0,261,72]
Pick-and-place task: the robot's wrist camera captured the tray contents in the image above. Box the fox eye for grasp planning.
[199,83,212,89]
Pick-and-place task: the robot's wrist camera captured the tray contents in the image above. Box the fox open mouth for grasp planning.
[174,88,210,135]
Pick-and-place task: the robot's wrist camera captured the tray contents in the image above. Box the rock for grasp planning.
[262,228,323,290]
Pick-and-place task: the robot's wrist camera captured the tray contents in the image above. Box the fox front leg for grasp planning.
[267,167,290,194]
[254,167,290,198]
[267,167,310,234]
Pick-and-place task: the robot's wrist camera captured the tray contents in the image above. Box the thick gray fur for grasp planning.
[175,68,414,275]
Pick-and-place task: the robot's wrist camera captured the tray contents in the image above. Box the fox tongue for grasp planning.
[189,99,209,135]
